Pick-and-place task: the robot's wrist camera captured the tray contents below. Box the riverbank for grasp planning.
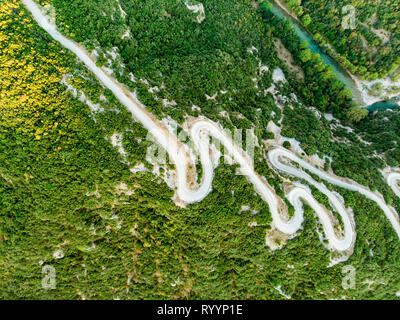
[268,0,400,109]
[350,74,400,108]
[267,0,362,101]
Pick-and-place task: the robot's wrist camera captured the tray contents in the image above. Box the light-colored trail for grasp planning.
[388,173,400,198]
[22,0,400,253]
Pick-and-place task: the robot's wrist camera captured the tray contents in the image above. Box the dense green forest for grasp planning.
[1,0,400,299]
[278,0,400,80]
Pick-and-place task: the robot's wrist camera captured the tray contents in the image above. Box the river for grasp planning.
[266,1,399,112]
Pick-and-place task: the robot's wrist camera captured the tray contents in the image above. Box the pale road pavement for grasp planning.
[388,173,400,198]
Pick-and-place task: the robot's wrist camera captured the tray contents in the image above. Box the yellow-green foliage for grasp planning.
[0,1,72,144]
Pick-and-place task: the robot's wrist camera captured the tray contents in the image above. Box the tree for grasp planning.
[302,14,312,27]
[299,48,312,63]
[346,106,368,122]
[283,141,291,149]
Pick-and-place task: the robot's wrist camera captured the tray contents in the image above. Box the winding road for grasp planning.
[388,173,400,198]
[22,0,400,253]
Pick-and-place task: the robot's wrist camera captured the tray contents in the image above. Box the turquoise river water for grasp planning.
[267,1,399,112]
